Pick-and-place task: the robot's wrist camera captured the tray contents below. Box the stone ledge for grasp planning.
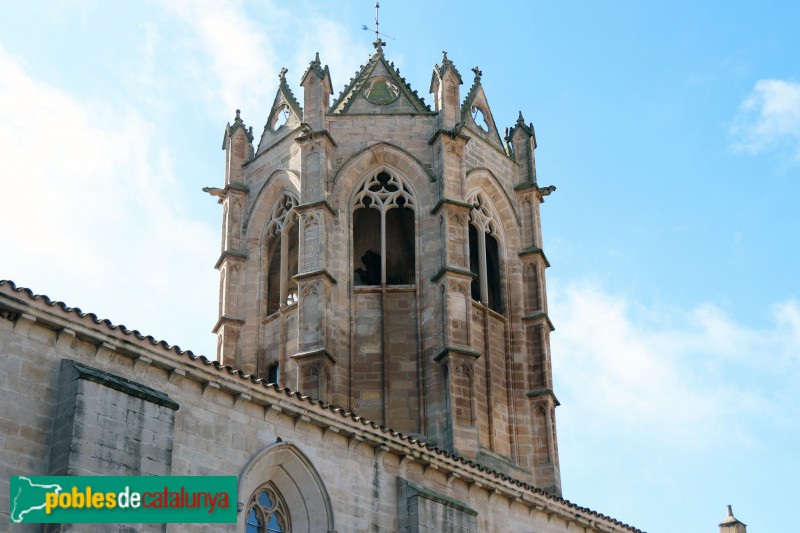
[521,312,555,331]
[434,346,482,363]
[64,359,179,411]
[214,249,248,270]
[402,478,478,516]
[526,388,560,407]
[212,315,246,334]
[431,266,476,284]
[518,246,551,268]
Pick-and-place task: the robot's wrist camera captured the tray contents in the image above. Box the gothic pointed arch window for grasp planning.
[245,482,291,533]
[352,170,416,286]
[467,191,504,313]
[264,192,299,315]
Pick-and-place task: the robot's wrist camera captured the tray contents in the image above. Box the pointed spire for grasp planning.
[509,110,535,142]
[441,50,451,66]
[720,505,747,527]
[471,66,483,83]
[223,108,254,149]
[301,51,331,89]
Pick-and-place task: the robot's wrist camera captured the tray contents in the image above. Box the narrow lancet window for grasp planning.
[467,191,504,314]
[264,192,299,315]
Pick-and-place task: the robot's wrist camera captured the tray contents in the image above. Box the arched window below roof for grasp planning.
[245,482,290,533]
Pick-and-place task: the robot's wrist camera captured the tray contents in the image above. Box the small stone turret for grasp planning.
[430,51,463,130]
[300,52,332,132]
[222,109,253,187]
[211,110,254,369]
[719,505,747,533]
[508,111,537,186]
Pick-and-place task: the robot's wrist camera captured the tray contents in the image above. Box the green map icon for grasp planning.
[10,476,63,523]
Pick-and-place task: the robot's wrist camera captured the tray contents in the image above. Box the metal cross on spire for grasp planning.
[374,1,380,42]
[361,1,394,42]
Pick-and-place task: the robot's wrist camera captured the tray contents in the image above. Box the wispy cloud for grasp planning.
[164,0,280,120]
[0,46,219,353]
[731,79,800,161]
[163,2,365,128]
[550,282,800,451]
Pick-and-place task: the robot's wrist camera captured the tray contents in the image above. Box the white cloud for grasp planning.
[0,46,219,355]
[163,2,367,129]
[550,282,800,451]
[164,0,280,120]
[0,3,368,359]
[731,79,800,160]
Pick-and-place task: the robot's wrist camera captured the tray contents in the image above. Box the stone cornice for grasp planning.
[431,197,472,215]
[294,199,338,218]
[292,269,337,285]
[214,249,248,270]
[431,266,476,284]
[291,348,337,366]
[526,387,561,407]
[434,345,482,363]
[212,315,246,334]
[518,246,551,268]
[521,312,555,332]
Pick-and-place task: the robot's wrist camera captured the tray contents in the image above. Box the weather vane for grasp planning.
[361,1,395,41]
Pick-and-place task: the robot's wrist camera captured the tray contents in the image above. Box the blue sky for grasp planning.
[1,2,798,532]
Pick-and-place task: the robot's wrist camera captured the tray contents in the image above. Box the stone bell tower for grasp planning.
[207,40,562,495]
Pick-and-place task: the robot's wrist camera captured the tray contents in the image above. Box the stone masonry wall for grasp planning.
[0,285,640,533]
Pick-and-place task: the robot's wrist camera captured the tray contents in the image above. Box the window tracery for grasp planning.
[265,193,299,315]
[353,171,416,286]
[245,482,290,533]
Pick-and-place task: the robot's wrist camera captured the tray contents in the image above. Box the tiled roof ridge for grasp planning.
[0,278,643,533]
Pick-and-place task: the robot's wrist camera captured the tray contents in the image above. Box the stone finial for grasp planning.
[313,52,321,64]
[719,505,747,532]
[373,38,387,51]
[471,66,482,81]
[279,67,288,83]
[441,50,451,65]
[234,109,242,122]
